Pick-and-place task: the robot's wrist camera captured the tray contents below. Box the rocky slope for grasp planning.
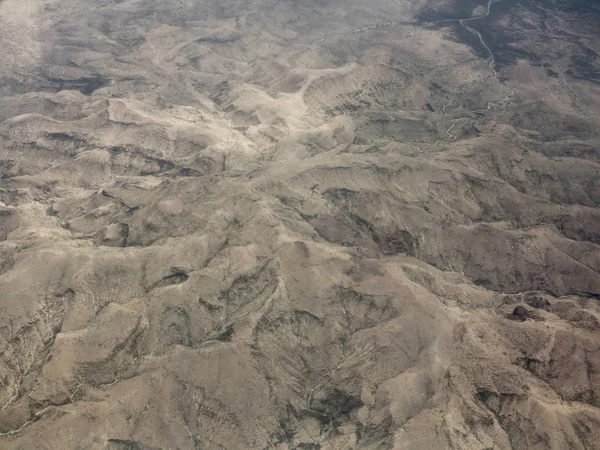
[1,0,600,448]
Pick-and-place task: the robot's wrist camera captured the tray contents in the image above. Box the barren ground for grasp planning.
[1,0,600,448]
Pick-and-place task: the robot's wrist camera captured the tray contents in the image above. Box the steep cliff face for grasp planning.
[1,0,600,448]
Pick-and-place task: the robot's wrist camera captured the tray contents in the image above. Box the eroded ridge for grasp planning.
[1,0,600,448]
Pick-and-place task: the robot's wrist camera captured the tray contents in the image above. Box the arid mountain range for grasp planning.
[1,0,600,448]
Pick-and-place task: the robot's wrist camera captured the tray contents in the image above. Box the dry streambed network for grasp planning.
[1,0,600,448]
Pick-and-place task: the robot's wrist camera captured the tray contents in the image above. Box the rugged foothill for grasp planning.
[1,0,600,448]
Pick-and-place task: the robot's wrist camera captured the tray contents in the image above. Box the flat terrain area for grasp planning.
[1,0,600,448]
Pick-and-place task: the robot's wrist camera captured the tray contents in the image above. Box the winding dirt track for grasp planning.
[460,0,497,77]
